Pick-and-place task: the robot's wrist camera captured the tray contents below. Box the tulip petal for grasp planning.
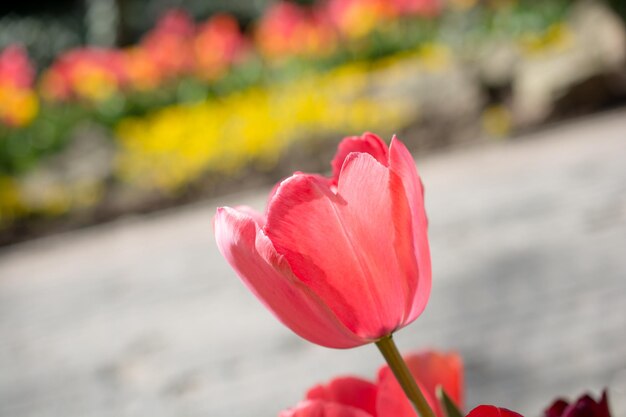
[265,152,418,339]
[267,174,334,214]
[550,391,611,417]
[331,132,389,181]
[214,207,364,348]
[544,400,569,417]
[306,377,378,416]
[233,205,266,228]
[466,405,524,417]
[376,351,463,417]
[280,400,375,417]
[388,136,431,323]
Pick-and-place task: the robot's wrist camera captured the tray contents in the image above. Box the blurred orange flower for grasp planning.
[193,14,249,80]
[325,0,395,38]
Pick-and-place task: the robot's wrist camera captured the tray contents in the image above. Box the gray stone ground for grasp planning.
[1,110,626,417]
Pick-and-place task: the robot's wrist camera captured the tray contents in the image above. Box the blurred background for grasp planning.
[0,0,625,416]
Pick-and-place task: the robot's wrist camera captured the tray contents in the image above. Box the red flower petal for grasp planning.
[306,377,378,416]
[466,405,524,417]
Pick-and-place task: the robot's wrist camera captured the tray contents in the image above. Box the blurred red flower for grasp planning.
[391,0,442,17]
[140,9,196,80]
[255,1,338,59]
[280,350,462,417]
[0,45,35,89]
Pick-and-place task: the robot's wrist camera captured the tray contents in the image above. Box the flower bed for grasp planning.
[0,0,624,244]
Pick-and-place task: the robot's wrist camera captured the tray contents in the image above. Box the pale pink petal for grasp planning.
[306,377,378,416]
[466,405,524,417]
[214,207,364,348]
[280,400,374,417]
[376,350,463,417]
[265,153,418,339]
[331,132,389,181]
[388,136,431,324]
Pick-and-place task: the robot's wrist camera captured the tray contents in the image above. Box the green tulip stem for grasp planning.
[375,334,436,417]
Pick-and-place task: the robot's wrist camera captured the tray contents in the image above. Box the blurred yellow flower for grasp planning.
[519,23,574,57]
[417,43,452,72]
[73,65,120,102]
[0,85,39,127]
[447,0,478,11]
[0,177,24,227]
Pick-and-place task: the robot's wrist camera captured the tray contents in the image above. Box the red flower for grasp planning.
[377,351,462,417]
[466,405,523,417]
[544,391,611,417]
[281,349,462,417]
[214,133,431,348]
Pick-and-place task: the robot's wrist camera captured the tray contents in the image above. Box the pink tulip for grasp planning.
[214,133,431,348]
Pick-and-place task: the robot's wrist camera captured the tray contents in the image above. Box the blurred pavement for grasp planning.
[1,109,626,417]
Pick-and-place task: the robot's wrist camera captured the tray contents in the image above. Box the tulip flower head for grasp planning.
[214,133,431,348]
[544,391,611,417]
